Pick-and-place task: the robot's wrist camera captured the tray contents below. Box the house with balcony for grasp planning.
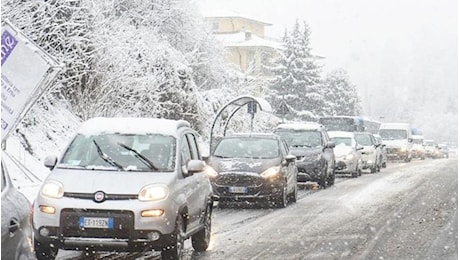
[203,11,283,77]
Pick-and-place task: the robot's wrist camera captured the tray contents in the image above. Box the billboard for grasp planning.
[1,20,61,142]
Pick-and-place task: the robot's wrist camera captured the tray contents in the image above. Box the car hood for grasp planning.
[45,168,176,194]
[383,139,410,148]
[333,145,352,157]
[289,146,322,157]
[208,157,281,174]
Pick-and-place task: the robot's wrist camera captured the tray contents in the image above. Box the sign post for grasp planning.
[1,20,62,144]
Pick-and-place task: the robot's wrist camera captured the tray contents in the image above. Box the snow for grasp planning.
[214,31,283,49]
[77,117,189,136]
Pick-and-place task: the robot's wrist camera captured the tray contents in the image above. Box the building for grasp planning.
[204,12,283,77]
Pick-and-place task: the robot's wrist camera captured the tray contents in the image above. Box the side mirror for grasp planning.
[325,141,335,148]
[285,154,296,163]
[44,155,58,169]
[187,160,206,174]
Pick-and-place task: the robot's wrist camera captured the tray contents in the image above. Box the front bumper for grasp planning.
[295,159,323,182]
[33,194,180,252]
[386,147,410,160]
[211,172,284,201]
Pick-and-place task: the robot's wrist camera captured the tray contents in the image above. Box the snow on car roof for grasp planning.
[276,122,323,131]
[327,131,355,138]
[77,117,190,136]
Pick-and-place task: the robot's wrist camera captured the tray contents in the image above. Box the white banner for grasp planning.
[1,21,60,142]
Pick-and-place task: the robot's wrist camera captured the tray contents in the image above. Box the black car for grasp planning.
[274,122,336,188]
[1,158,34,260]
[206,133,298,208]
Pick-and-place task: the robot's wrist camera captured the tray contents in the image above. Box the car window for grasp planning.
[354,134,373,146]
[181,135,193,166]
[214,137,280,159]
[186,133,200,160]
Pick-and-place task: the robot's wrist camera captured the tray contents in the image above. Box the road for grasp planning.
[7,153,458,260]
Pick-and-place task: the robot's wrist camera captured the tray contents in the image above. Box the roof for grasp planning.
[77,117,190,136]
[327,131,355,138]
[225,133,280,139]
[275,122,324,131]
[201,9,272,25]
[214,32,284,49]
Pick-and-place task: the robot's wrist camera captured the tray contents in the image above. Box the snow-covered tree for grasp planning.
[269,20,324,116]
[2,0,239,134]
[323,69,362,116]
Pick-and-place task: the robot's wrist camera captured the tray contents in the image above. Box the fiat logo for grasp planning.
[94,191,106,203]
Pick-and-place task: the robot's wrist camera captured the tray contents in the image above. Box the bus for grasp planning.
[318,116,381,134]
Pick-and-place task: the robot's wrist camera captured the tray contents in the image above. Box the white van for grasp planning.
[378,123,413,162]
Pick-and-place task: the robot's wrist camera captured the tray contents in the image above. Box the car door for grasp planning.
[180,132,206,229]
[280,139,297,190]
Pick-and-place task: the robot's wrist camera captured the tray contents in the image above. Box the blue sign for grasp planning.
[1,30,18,66]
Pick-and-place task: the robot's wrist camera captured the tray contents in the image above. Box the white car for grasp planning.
[354,132,381,173]
[328,131,364,178]
[33,117,215,260]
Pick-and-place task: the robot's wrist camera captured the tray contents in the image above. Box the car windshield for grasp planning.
[354,134,373,146]
[59,133,176,171]
[274,130,323,147]
[331,137,352,147]
[213,137,279,159]
[379,129,408,140]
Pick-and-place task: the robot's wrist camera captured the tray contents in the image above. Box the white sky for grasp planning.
[194,0,458,120]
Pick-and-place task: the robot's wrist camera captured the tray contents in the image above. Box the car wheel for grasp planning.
[192,204,212,252]
[382,162,387,168]
[274,181,288,208]
[318,167,327,189]
[162,215,185,260]
[327,170,335,186]
[34,239,58,260]
[289,182,298,203]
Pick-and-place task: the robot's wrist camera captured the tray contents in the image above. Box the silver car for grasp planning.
[33,117,214,260]
[328,131,364,178]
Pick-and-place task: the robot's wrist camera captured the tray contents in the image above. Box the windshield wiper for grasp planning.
[93,140,124,170]
[117,143,159,170]
[292,144,312,148]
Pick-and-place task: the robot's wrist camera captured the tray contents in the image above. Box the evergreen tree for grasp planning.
[269,20,324,116]
[323,69,362,116]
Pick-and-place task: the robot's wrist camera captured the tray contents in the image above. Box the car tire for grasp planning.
[161,215,185,260]
[318,167,327,189]
[192,204,212,252]
[34,239,58,260]
[370,166,376,173]
[289,182,298,203]
[382,162,387,168]
[327,170,335,186]
[274,181,288,208]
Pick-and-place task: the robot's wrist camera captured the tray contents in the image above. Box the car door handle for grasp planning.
[9,217,20,234]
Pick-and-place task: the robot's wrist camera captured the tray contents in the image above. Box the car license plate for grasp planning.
[79,217,114,229]
[228,186,248,193]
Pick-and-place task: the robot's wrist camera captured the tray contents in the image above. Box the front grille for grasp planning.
[215,173,263,187]
[60,209,134,239]
[64,192,137,200]
[386,148,399,154]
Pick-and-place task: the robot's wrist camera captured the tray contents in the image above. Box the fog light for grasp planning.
[141,209,164,217]
[39,227,50,237]
[147,231,160,241]
[39,205,56,214]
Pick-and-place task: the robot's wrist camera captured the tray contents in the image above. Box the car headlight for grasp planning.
[205,165,218,178]
[139,185,169,201]
[261,166,281,179]
[41,180,64,199]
